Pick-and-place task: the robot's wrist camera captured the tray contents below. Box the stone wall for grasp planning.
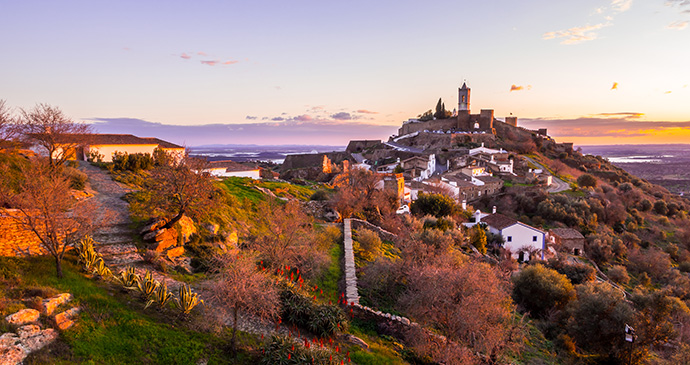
[0,210,46,257]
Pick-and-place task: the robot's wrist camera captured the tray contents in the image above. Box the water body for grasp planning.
[188,145,344,164]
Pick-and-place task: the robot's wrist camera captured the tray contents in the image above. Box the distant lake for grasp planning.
[188,145,344,164]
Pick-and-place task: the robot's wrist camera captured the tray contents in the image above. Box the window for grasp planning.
[507,236,512,242]
[532,236,537,241]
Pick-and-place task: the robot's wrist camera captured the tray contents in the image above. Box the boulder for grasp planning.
[150,228,179,252]
[17,324,41,339]
[54,307,81,330]
[5,309,40,326]
[166,246,185,260]
[343,334,369,350]
[0,339,24,365]
[0,327,58,365]
[176,215,197,244]
[20,328,57,352]
[41,293,72,315]
[140,218,168,235]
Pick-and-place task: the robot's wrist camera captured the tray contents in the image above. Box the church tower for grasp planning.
[458,82,470,112]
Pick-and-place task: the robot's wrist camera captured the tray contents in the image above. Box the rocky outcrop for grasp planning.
[54,307,81,330]
[42,293,72,316]
[4,309,40,326]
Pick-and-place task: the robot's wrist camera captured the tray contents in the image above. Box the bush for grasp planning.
[577,174,597,188]
[309,189,330,201]
[65,167,88,190]
[545,259,595,284]
[112,152,155,172]
[607,265,630,285]
[410,193,456,218]
[261,335,340,365]
[353,229,382,262]
[512,264,575,318]
[639,199,653,212]
[654,200,669,216]
[279,283,348,337]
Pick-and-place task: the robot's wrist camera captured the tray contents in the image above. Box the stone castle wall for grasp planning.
[0,210,47,257]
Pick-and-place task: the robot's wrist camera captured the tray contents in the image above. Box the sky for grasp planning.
[1,0,689,146]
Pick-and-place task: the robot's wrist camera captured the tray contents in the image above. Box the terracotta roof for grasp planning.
[549,228,584,240]
[142,137,183,149]
[209,160,258,172]
[481,213,518,230]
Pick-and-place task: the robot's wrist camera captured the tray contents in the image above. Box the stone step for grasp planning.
[103,253,144,267]
[96,244,139,256]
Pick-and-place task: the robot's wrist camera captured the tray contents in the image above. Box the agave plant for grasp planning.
[92,259,112,279]
[146,281,174,310]
[115,267,140,289]
[174,284,204,315]
[137,270,160,300]
[77,235,102,272]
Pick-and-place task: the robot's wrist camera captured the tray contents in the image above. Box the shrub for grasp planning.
[309,189,330,201]
[654,200,669,216]
[469,225,487,254]
[512,264,575,318]
[261,335,340,365]
[679,261,690,273]
[279,283,348,337]
[639,199,653,212]
[353,229,382,263]
[545,259,595,284]
[607,265,630,285]
[175,284,204,315]
[577,174,597,188]
[65,167,88,190]
[410,193,456,218]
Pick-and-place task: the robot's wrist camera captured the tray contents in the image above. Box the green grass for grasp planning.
[219,177,317,204]
[0,255,257,364]
[347,318,409,365]
[313,242,343,303]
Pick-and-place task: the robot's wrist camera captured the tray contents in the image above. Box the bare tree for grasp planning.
[1,159,96,278]
[146,156,219,229]
[209,251,279,354]
[400,260,519,362]
[0,100,19,148]
[19,104,92,168]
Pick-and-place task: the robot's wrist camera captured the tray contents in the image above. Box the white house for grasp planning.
[46,134,185,163]
[205,160,261,179]
[479,213,546,261]
[468,143,506,156]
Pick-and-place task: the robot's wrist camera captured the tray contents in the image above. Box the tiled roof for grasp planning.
[42,133,183,148]
[549,228,584,240]
[142,137,183,149]
[481,213,518,230]
[476,175,503,183]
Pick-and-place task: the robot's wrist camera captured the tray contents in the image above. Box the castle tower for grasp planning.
[458,82,470,112]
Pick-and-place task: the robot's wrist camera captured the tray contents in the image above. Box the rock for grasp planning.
[323,208,341,222]
[140,218,167,235]
[55,307,81,330]
[343,334,369,350]
[400,317,411,326]
[5,309,40,326]
[204,223,219,235]
[166,246,185,260]
[0,342,24,365]
[0,332,20,347]
[21,328,57,352]
[42,293,72,315]
[17,324,41,339]
[225,231,238,247]
[176,215,197,244]
[150,228,179,252]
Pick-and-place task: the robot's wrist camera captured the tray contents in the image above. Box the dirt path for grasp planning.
[78,162,144,268]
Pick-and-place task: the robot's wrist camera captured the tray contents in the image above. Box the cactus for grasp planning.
[146,281,174,310]
[174,284,204,315]
[115,267,140,289]
[77,235,102,272]
[92,259,112,279]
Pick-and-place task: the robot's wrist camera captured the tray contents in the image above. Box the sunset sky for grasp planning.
[1,0,689,146]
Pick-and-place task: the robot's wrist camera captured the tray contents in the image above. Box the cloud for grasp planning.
[271,117,285,121]
[245,116,257,120]
[356,109,378,114]
[593,112,644,119]
[610,0,633,13]
[665,90,673,94]
[197,52,207,56]
[510,84,532,92]
[331,112,353,120]
[223,60,239,65]
[543,23,610,44]
[667,20,689,30]
[201,60,219,66]
[293,115,313,122]
[611,82,619,90]
[180,53,192,60]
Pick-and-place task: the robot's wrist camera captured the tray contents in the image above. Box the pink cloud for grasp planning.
[180,53,192,60]
[356,109,378,114]
[200,60,219,66]
[293,115,313,122]
[611,82,619,90]
[197,52,207,56]
[223,60,239,65]
[510,84,532,92]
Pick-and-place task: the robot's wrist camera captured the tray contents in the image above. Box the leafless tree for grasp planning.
[208,251,279,354]
[1,159,96,278]
[246,199,328,280]
[147,156,220,229]
[19,103,92,169]
[0,100,19,148]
